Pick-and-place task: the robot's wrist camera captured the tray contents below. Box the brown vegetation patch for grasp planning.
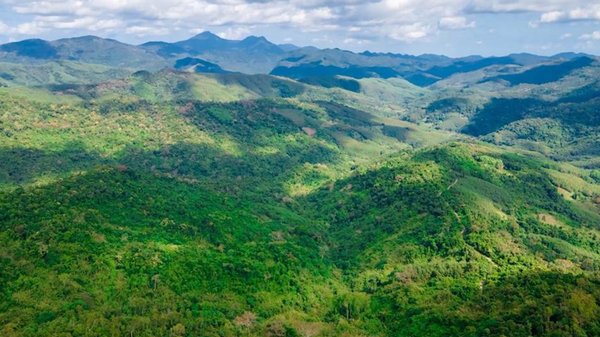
[234,311,257,328]
[302,127,316,137]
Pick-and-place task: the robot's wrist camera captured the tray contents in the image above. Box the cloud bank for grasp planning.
[0,0,599,56]
[0,0,598,40]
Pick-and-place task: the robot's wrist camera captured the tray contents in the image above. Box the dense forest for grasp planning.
[1,31,600,337]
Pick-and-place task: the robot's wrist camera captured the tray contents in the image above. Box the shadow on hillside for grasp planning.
[1,95,433,202]
[0,139,338,194]
[459,83,600,138]
[461,98,542,136]
[215,73,308,98]
[485,56,595,85]
[0,142,107,185]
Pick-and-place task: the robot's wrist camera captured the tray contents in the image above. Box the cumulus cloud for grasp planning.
[388,23,431,42]
[439,16,476,30]
[0,0,599,43]
[0,20,9,34]
[539,8,600,24]
[579,31,600,40]
[217,26,252,40]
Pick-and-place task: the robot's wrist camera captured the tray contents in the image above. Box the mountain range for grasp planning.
[1,32,600,337]
[1,32,593,80]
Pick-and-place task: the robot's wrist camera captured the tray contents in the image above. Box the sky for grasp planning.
[0,0,600,56]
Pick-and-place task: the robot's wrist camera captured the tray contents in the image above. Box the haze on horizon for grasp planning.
[0,0,599,57]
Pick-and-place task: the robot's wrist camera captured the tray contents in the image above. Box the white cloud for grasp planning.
[0,18,45,36]
[439,16,475,30]
[217,27,251,40]
[535,5,600,24]
[388,23,431,42]
[540,11,565,23]
[15,21,45,35]
[342,37,370,45]
[0,20,9,34]
[1,0,600,43]
[579,31,600,40]
[467,0,592,14]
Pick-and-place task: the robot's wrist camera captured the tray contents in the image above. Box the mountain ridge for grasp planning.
[2,32,597,78]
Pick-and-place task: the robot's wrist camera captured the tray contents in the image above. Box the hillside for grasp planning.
[420,56,600,166]
[0,61,132,87]
[0,31,600,337]
[0,36,167,70]
[300,143,600,336]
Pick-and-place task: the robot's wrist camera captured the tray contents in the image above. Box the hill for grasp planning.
[420,56,600,166]
[0,32,600,337]
[300,143,600,336]
[2,94,600,335]
[0,61,132,87]
[0,36,167,70]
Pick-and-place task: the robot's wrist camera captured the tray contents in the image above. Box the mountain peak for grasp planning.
[238,35,283,54]
[190,31,222,40]
[69,35,103,41]
[242,35,268,43]
[53,35,125,46]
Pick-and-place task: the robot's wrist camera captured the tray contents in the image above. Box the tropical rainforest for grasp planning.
[1,32,600,337]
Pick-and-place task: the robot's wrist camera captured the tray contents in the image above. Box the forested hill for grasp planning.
[1,33,600,337]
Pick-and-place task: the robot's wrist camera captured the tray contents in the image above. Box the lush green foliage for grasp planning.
[1,42,600,336]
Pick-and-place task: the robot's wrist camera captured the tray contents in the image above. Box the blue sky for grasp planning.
[0,0,599,56]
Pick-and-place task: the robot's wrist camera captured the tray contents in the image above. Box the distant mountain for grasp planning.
[278,43,301,52]
[269,48,553,87]
[141,31,287,73]
[272,61,401,80]
[0,32,293,76]
[174,57,230,74]
[0,32,598,92]
[552,52,595,60]
[270,48,600,88]
[484,56,596,85]
[0,36,168,70]
[270,48,443,89]
[0,39,58,59]
[272,47,446,75]
[400,54,559,86]
[425,56,518,78]
[172,31,233,53]
[137,41,187,58]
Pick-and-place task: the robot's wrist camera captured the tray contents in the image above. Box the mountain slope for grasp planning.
[2,125,600,336]
[485,56,596,85]
[0,36,167,70]
[0,61,132,86]
[300,143,600,336]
